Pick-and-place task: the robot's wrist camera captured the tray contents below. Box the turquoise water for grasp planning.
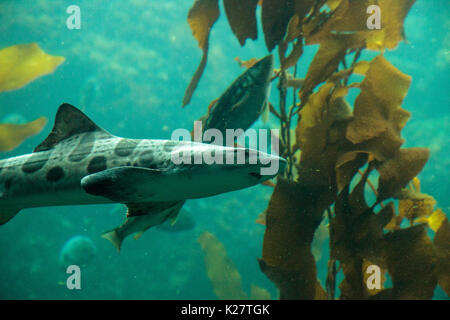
[0,0,448,299]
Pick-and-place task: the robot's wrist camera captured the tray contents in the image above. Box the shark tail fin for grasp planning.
[101,229,123,252]
[0,207,21,225]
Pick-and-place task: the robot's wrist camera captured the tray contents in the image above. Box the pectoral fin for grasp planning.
[80,166,167,203]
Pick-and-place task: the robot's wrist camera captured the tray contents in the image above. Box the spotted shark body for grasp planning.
[0,104,285,235]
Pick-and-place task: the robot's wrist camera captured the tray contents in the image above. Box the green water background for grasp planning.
[0,0,448,299]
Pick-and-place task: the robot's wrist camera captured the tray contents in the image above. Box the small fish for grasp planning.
[0,104,286,234]
[103,205,197,251]
[102,202,185,251]
[200,54,274,136]
[102,203,196,251]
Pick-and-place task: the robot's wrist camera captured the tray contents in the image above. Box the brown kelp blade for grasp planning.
[182,0,220,107]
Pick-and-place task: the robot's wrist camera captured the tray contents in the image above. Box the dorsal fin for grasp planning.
[34,103,112,152]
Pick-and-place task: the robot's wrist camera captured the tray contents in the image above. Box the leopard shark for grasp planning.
[0,104,286,233]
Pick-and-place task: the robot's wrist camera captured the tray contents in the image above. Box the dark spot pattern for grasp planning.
[46,166,64,182]
[87,156,107,174]
[114,139,138,157]
[163,141,176,152]
[22,151,50,173]
[139,150,155,167]
[69,133,95,162]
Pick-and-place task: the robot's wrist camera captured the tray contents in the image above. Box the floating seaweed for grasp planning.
[198,231,271,300]
[185,0,449,300]
[0,43,64,152]
[0,43,64,93]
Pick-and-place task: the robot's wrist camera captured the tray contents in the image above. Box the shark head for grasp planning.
[167,141,286,199]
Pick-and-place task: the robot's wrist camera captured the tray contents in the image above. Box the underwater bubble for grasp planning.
[59,235,96,269]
